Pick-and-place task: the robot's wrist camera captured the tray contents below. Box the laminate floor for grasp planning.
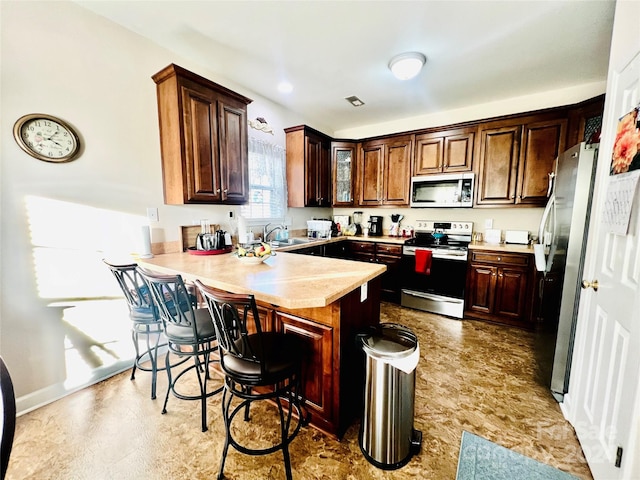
[6,303,593,479]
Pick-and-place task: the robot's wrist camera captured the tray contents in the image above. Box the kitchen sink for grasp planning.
[269,238,314,248]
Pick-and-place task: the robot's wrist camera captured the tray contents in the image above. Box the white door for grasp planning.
[565,44,640,480]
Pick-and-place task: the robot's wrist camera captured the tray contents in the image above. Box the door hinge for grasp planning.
[615,446,623,468]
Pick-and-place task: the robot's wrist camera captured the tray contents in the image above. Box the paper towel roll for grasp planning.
[237,215,248,244]
[140,225,153,258]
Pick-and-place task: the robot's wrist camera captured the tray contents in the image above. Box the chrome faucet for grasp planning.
[263,223,285,243]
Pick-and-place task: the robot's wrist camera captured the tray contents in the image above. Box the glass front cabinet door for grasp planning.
[332,141,357,206]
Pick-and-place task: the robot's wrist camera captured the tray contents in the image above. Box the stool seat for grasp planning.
[164,308,216,343]
[224,332,303,384]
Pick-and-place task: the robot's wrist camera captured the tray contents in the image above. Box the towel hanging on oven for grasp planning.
[415,249,432,275]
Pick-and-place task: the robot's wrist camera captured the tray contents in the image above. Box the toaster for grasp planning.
[505,230,530,245]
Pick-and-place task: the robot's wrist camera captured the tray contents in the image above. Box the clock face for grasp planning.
[13,114,80,163]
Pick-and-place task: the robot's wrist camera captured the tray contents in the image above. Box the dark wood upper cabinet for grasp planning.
[476,114,566,207]
[285,125,332,207]
[282,95,603,210]
[566,94,605,147]
[476,124,521,206]
[152,64,252,205]
[518,118,567,205]
[414,126,476,175]
[357,135,412,206]
[331,141,357,207]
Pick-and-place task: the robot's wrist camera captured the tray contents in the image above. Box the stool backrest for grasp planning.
[1,356,16,480]
[137,268,200,341]
[195,280,263,374]
[103,260,157,320]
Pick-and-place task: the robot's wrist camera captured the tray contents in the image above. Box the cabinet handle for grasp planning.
[497,256,501,261]
[216,189,221,193]
[511,195,515,199]
[499,273,503,277]
[517,195,522,200]
[223,189,228,193]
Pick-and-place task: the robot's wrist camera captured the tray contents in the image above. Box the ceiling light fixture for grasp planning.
[278,81,293,93]
[388,52,427,80]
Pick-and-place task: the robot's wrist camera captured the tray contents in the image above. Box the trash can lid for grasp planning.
[361,323,417,359]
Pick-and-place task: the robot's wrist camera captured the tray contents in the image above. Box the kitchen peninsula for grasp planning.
[138,250,386,438]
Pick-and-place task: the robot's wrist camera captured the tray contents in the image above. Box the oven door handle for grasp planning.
[401,290,463,304]
[403,251,468,260]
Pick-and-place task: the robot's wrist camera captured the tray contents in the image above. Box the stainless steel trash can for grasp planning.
[359,323,422,470]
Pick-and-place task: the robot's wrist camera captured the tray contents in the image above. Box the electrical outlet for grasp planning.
[229,211,234,218]
[147,207,159,222]
[485,218,493,229]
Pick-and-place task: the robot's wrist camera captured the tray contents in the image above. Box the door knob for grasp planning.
[581,279,599,291]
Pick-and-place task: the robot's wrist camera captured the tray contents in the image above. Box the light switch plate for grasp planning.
[147,207,159,222]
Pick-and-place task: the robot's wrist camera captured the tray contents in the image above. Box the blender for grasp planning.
[390,214,404,236]
[353,211,363,235]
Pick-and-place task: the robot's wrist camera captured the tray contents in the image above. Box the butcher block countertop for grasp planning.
[469,241,534,254]
[137,250,386,310]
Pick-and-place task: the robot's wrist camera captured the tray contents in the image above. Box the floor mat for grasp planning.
[456,431,580,480]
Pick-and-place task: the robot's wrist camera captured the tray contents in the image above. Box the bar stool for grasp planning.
[1,356,16,480]
[195,280,307,480]
[103,260,166,400]
[138,268,222,432]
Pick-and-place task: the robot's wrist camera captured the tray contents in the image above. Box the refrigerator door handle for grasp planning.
[538,193,555,246]
[547,172,555,197]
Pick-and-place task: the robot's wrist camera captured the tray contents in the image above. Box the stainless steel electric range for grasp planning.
[401,220,473,318]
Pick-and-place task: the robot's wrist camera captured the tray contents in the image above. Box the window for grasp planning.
[240,136,287,220]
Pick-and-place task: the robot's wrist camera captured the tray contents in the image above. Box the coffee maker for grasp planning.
[368,215,384,236]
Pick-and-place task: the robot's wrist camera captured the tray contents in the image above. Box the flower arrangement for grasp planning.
[611,105,640,175]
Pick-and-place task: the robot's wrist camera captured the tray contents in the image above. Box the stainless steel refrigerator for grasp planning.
[534,142,598,402]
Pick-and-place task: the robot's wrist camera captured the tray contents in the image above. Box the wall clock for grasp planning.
[13,113,80,163]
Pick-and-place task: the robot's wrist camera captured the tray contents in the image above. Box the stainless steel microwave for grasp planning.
[410,172,474,208]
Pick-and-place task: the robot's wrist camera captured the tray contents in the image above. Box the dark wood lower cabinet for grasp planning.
[465,250,536,329]
[346,241,402,303]
[291,239,403,303]
[255,276,382,439]
[276,311,334,430]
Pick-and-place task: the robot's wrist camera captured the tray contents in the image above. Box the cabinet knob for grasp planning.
[216,188,221,193]
[581,279,599,291]
[223,189,228,193]
[497,256,501,261]
[499,273,503,277]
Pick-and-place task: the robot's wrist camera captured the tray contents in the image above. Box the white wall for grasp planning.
[0,0,604,412]
[333,206,543,239]
[334,82,606,140]
[0,1,319,410]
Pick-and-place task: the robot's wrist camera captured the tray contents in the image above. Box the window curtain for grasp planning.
[240,136,287,220]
